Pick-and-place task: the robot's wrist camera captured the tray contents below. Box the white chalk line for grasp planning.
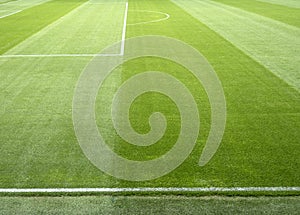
[128,10,170,26]
[0,0,19,6]
[120,2,128,55]
[0,187,299,193]
[0,9,21,19]
[87,2,125,5]
[0,53,123,58]
[0,2,129,58]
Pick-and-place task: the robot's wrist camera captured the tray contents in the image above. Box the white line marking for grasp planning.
[120,2,128,56]
[0,2,128,58]
[0,53,122,58]
[0,187,299,193]
[128,10,170,26]
[0,0,17,6]
[87,2,125,5]
[0,10,21,19]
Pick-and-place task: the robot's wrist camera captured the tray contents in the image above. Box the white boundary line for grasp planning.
[0,53,122,58]
[0,2,129,58]
[0,10,22,19]
[0,187,299,193]
[120,2,128,56]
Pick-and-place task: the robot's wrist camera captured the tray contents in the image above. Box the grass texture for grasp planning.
[172,0,300,91]
[0,0,49,17]
[0,0,86,54]
[0,196,300,214]
[0,0,299,194]
[257,0,300,8]
[211,0,300,27]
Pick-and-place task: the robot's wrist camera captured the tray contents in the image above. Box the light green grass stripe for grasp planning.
[211,0,300,28]
[172,0,300,92]
[0,1,126,115]
[0,1,126,189]
[0,0,16,5]
[3,2,125,55]
[0,0,50,18]
[0,196,299,215]
[1,0,299,190]
[0,0,87,54]
[257,0,300,8]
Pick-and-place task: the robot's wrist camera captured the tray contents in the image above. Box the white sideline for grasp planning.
[0,2,129,58]
[0,187,299,193]
[0,53,123,58]
[0,10,22,19]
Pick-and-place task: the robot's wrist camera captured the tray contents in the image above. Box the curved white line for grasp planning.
[128,10,170,26]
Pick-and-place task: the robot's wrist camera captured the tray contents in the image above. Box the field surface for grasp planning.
[0,0,300,211]
[1,196,300,214]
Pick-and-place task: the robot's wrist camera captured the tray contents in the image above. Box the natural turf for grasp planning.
[4,1,125,55]
[172,0,300,91]
[0,0,86,54]
[0,0,299,195]
[1,196,300,214]
[257,0,300,8]
[211,0,300,27]
[0,0,49,17]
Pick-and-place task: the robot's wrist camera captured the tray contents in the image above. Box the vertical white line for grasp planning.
[120,2,128,56]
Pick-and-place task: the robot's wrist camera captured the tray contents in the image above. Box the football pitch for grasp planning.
[0,0,300,213]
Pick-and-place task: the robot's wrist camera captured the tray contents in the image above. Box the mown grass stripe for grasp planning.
[0,9,21,18]
[172,0,300,91]
[1,1,126,56]
[124,0,300,187]
[0,1,127,190]
[0,0,50,17]
[0,0,299,191]
[1,196,299,214]
[0,0,87,54]
[0,0,16,4]
[257,0,300,8]
[211,0,300,28]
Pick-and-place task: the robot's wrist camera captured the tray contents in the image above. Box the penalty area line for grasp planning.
[0,2,129,58]
[0,187,299,193]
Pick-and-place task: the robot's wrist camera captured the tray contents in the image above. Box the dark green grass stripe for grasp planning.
[0,196,300,214]
[0,0,87,54]
[123,0,300,188]
[0,0,299,191]
[211,0,300,28]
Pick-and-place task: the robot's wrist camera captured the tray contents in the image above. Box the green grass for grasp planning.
[0,196,300,214]
[0,0,50,17]
[0,0,17,4]
[211,0,300,27]
[5,1,125,55]
[257,0,300,8]
[0,0,299,197]
[172,0,300,91]
[0,0,86,54]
